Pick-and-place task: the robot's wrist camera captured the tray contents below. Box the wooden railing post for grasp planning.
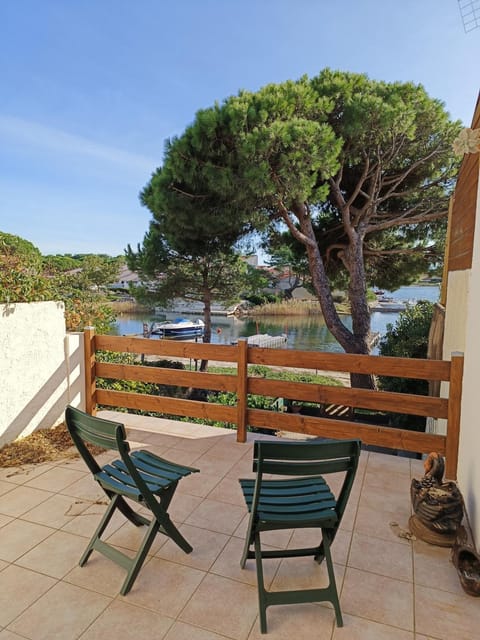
[445,352,464,480]
[84,326,97,415]
[236,338,248,442]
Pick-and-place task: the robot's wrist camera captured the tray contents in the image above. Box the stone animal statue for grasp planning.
[410,452,463,534]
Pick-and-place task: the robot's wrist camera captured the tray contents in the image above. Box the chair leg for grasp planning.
[322,532,343,627]
[158,515,193,554]
[120,519,160,595]
[79,494,120,566]
[240,514,255,569]
[254,532,268,634]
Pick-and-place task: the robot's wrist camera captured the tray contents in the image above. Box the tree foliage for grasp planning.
[142,70,460,387]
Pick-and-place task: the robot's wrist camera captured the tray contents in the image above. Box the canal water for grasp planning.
[112,285,440,353]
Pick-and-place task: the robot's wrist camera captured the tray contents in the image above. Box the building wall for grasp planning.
[455,167,480,546]
[441,96,480,545]
[0,301,85,446]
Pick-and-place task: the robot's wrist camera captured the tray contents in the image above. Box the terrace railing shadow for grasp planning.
[84,328,463,479]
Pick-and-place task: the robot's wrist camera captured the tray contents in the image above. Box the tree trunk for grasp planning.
[199,293,212,373]
[294,205,376,389]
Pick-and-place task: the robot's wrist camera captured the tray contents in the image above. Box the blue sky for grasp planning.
[1,0,479,256]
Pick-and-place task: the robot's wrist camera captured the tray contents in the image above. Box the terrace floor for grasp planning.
[0,412,478,640]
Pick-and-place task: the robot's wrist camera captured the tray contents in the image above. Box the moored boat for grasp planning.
[150,318,205,338]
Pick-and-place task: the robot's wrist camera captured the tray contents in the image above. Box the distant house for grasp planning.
[109,265,142,290]
[261,265,316,300]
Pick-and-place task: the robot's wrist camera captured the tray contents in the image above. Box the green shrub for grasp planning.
[378,300,434,430]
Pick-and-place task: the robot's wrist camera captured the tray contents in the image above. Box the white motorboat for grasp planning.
[150,318,205,338]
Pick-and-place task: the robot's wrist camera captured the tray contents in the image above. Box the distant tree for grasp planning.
[42,254,81,274]
[127,224,257,355]
[147,70,460,387]
[128,141,267,368]
[73,254,122,290]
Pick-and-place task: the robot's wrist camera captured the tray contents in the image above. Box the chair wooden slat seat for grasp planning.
[65,405,199,595]
[239,438,361,633]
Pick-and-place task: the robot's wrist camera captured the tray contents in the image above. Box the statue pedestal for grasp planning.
[408,515,459,547]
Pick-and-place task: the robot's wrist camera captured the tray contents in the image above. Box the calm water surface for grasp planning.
[112,285,440,353]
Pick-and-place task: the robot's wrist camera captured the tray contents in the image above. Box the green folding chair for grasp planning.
[65,406,199,595]
[239,438,361,633]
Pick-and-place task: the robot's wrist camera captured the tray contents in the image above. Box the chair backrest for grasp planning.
[253,438,361,520]
[65,405,130,475]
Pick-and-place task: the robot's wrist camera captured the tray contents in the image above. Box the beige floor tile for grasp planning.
[59,474,104,500]
[348,532,413,582]
[8,581,111,640]
[332,613,414,639]
[248,603,335,639]
[56,457,89,471]
[167,492,204,523]
[272,556,345,594]
[25,466,86,492]
[233,513,293,548]
[0,518,54,562]
[415,583,480,640]
[363,469,414,495]
[287,527,352,567]
[210,535,281,588]
[105,519,166,555]
[207,476,247,506]
[413,539,462,595]
[180,573,258,640]
[15,529,87,578]
[156,523,229,570]
[410,458,425,478]
[208,442,249,464]
[65,552,129,596]
[0,629,30,639]
[164,621,229,640]
[0,485,53,517]
[366,453,411,476]
[226,455,257,479]
[0,564,56,627]
[341,567,413,631]
[126,557,205,617]
[61,502,124,538]
[0,559,8,572]
[21,492,77,528]
[192,453,237,477]
[0,463,55,485]
[0,480,16,497]
[176,471,222,498]
[339,498,359,533]
[354,501,412,543]
[158,447,203,466]
[78,600,174,639]
[185,498,245,535]
[0,513,13,529]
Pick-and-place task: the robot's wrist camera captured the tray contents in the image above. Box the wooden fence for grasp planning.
[84,328,464,479]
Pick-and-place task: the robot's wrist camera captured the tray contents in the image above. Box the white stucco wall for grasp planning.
[0,301,85,446]
[455,171,480,547]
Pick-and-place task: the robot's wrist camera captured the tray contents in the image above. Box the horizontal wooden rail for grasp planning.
[84,332,463,478]
[96,362,238,393]
[248,378,449,419]
[248,348,452,380]
[247,409,447,455]
[95,335,238,362]
[96,389,237,423]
